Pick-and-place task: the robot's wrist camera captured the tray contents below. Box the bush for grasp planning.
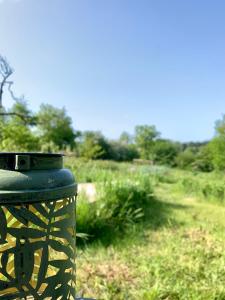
[153,139,181,166]
[0,122,40,152]
[208,137,225,171]
[178,173,225,203]
[108,142,139,161]
[76,173,154,243]
[175,148,196,170]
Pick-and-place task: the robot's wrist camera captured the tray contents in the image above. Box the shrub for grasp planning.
[178,173,225,203]
[175,149,196,170]
[76,174,154,243]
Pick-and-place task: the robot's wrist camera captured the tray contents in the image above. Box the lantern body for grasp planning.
[0,153,77,300]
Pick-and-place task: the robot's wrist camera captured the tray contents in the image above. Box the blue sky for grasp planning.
[0,0,225,142]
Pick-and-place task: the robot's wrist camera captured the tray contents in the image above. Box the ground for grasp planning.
[76,180,225,300]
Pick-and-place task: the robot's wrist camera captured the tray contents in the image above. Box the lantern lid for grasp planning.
[0,153,76,204]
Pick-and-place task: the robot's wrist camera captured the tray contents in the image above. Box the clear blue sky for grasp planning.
[0,0,225,142]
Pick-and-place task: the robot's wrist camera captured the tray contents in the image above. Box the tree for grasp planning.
[0,54,78,153]
[0,55,36,124]
[0,99,39,152]
[175,148,196,170]
[192,145,213,172]
[153,139,181,166]
[134,125,160,160]
[208,137,225,171]
[0,55,13,108]
[37,104,76,151]
[108,141,139,161]
[78,131,111,160]
[0,121,39,152]
[119,131,133,145]
[215,115,225,137]
[207,115,225,171]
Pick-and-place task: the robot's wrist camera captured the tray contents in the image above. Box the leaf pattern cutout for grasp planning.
[0,197,76,299]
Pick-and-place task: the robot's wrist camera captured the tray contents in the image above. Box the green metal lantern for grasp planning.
[0,153,77,299]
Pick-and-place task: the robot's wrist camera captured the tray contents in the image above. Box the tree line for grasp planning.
[1,98,225,172]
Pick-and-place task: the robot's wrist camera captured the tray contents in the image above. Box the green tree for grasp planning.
[109,142,139,161]
[192,144,213,172]
[9,99,36,126]
[215,115,225,137]
[134,125,160,160]
[208,137,225,171]
[153,139,181,166]
[0,100,39,152]
[37,104,76,151]
[119,131,133,145]
[0,122,39,152]
[79,131,110,160]
[175,148,196,170]
[207,115,225,170]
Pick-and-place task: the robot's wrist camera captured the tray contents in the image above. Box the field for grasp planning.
[64,158,225,300]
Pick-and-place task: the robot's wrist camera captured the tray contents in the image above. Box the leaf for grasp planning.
[51,218,71,229]
[19,207,47,229]
[1,252,8,275]
[49,259,74,270]
[49,239,74,258]
[41,272,74,298]
[14,239,35,284]
[44,272,74,285]
[32,203,49,219]
[52,202,75,218]
[6,206,27,226]
[0,207,7,244]
[31,240,46,251]
[36,244,49,291]
[51,230,75,247]
[8,228,47,239]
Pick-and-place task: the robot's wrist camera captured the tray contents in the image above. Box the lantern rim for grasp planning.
[0,153,77,203]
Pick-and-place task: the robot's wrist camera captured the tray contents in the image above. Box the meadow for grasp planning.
[64,158,225,300]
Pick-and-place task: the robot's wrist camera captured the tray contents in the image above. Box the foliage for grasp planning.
[215,114,225,137]
[9,99,36,126]
[0,122,39,151]
[77,171,154,244]
[37,104,76,150]
[78,131,111,160]
[0,100,39,151]
[119,131,133,145]
[206,115,225,171]
[208,136,225,171]
[134,125,160,160]
[108,142,139,161]
[175,148,196,169]
[76,160,225,299]
[176,144,213,172]
[191,144,213,172]
[153,139,181,166]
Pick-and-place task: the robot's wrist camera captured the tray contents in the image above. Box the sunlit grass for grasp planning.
[72,160,225,299]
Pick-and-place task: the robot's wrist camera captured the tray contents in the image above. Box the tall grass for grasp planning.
[177,171,225,203]
[77,173,154,244]
[72,158,225,246]
[65,157,128,182]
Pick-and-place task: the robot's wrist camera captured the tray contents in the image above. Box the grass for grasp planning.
[76,171,154,245]
[69,159,225,299]
[77,184,225,299]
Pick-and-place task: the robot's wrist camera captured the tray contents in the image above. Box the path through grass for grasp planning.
[77,181,225,300]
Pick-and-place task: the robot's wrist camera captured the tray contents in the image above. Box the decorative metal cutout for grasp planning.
[0,197,76,299]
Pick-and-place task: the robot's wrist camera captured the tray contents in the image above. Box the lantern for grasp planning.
[0,153,77,299]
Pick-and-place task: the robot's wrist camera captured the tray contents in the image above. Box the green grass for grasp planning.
[77,171,154,244]
[72,160,225,299]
